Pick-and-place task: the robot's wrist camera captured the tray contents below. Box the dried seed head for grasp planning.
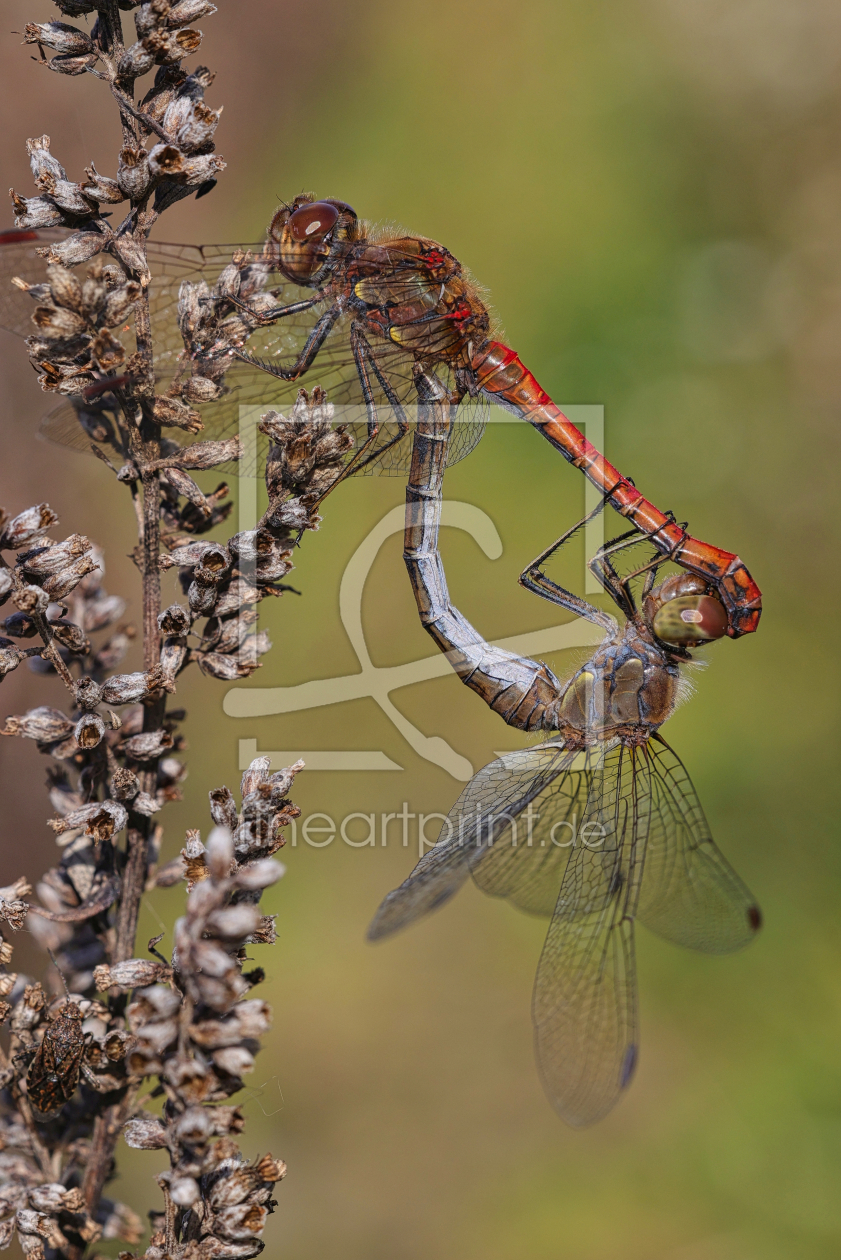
[74,711,105,749]
[101,666,166,705]
[0,504,59,550]
[2,706,73,741]
[24,21,95,53]
[45,230,106,268]
[81,164,125,206]
[117,146,152,200]
[158,603,191,634]
[121,728,174,761]
[45,263,83,311]
[110,767,139,801]
[205,826,234,879]
[153,394,203,432]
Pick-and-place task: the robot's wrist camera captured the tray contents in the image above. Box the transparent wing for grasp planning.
[8,232,487,476]
[0,228,70,336]
[636,735,761,953]
[470,754,597,916]
[367,742,575,941]
[532,743,648,1127]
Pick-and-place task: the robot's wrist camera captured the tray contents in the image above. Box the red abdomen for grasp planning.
[471,340,761,637]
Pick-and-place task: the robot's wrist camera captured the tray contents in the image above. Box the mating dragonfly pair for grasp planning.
[0,195,762,1125]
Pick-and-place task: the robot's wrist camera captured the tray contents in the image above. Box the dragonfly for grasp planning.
[368,368,761,1126]
[0,195,760,636]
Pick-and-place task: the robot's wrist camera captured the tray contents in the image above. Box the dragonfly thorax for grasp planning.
[556,621,679,742]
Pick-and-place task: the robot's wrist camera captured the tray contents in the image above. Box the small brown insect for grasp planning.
[26,1000,85,1115]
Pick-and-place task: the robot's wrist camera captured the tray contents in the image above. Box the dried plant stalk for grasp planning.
[0,4,353,1257]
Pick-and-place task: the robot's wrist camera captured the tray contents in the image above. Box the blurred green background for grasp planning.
[1,1,840,1258]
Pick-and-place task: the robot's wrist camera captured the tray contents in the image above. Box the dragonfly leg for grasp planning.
[229,303,342,379]
[519,495,619,632]
[589,514,685,616]
[225,291,325,326]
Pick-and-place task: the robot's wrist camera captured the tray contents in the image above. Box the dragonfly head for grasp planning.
[269,195,358,286]
[643,573,728,651]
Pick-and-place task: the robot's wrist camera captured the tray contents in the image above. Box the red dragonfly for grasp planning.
[0,197,760,636]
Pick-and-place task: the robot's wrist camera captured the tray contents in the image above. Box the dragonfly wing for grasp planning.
[0,228,71,338]
[636,735,761,953]
[532,743,648,1127]
[470,749,597,917]
[367,743,572,941]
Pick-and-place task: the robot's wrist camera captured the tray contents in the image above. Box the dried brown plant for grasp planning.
[0,4,350,1257]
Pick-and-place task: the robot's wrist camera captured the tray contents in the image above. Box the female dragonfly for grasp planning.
[368,366,761,1126]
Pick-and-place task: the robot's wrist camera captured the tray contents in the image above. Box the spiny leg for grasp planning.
[519,493,620,631]
[589,513,685,617]
[230,302,342,379]
[313,325,412,502]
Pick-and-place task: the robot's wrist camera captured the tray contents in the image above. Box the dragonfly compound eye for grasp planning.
[287,201,340,242]
[651,593,728,647]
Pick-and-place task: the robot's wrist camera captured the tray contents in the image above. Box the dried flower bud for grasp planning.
[148,143,223,185]
[158,603,190,634]
[169,0,217,24]
[46,230,106,268]
[102,281,140,327]
[170,1177,200,1207]
[156,435,242,471]
[19,533,91,576]
[153,394,203,432]
[0,897,29,930]
[122,1115,170,1149]
[2,706,73,741]
[234,859,285,891]
[74,711,105,749]
[94,959,170,991]
[38,177,95,217]
[205,825,234,878]
[31,303,87,343]
[0,638,29,678]
[101,666,165,705]
[117,145,153,199]
[24,20,94,52]
[50,800,128,842]
[111,767,139,800]
[81,164,124,205]
[121,728,174,761]
[49,617,90,654]
[91,329,126,371]
[48,51,100,74]
[74,675,103,709]
[181,374,223,403]
[133,791,162,816]
[209,786,238,831]
[10,192,66,230]
[118,40,156,78]
[164,96,222,153]
[26,135,66,182]
[0,504,59,550]
[0,570,12,605]
[206,903,260,940]
[172,1105,213,1146]
[212,1045,255,1077]
[41,554,99,599]
[45,263,83,311]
